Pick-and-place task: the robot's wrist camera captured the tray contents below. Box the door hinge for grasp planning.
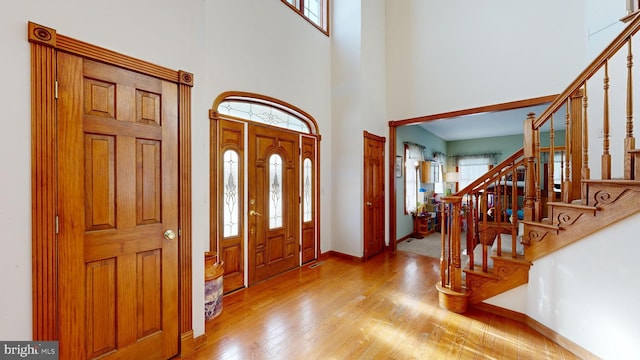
[54,80,58,99]
[178,228,182,237]
[55,215,59,234]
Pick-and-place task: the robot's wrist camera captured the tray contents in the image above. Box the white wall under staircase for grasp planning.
[485,211,640,359]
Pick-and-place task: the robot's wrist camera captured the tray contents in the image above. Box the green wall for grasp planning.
[447,130,565,166]
[395,125,447,239]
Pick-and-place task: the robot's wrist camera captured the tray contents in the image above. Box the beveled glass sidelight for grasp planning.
[303,158,312,222]
[223,150,239,237]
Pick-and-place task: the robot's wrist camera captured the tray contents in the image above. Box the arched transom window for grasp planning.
[218,99,311,134]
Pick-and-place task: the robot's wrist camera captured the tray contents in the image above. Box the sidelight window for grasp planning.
[303,158,313,222]
[223,150,240,237]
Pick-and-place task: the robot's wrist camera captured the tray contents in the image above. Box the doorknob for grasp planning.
[250,210,262,216]
[164,229,177,240]
[366,201,372,206]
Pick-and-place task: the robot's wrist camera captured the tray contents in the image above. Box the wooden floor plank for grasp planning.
[182,251,580,360]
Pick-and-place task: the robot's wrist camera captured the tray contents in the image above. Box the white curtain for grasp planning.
[458,155,493,190]
[405,144,424,213]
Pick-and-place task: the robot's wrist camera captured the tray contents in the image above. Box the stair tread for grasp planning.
[546,201,598,210]
[464,267,501,280]
[521,220,559,229]
[582,179,640,185]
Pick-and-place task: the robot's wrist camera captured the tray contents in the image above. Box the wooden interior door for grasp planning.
[247,124,300,284]
[363,131,386,259]
[57,53,178,359]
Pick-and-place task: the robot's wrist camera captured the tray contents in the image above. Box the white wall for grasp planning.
[386,0,587,121]
[330,0,388,256]
[0,0,333,340]
[361,0,389,246]
[0,0,206,340]
[487,212,640,359]
[331,0,364,256]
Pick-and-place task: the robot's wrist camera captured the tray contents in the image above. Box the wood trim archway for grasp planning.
[387,95,558,253]
[28,22,196,356]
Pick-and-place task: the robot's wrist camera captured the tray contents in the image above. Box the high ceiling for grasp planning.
[417,103,552,141]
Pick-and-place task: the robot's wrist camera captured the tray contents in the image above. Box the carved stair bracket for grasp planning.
[592,187,633,207]
[552,207,597,228]
[520,220,558,245]
[524,181,640,261]
[527,229,549,244]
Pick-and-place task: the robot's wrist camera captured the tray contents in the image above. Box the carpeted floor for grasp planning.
[397,231,469,258]
[397,232,443,258]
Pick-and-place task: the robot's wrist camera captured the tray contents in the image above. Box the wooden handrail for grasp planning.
[533,12,640,130]
[439,12,640,311]
[456,148,525,195]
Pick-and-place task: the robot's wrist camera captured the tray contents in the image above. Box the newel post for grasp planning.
[435,195,469,313]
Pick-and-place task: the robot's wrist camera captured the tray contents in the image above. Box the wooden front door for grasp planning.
[57,53,179,359]
[363,131,386,259]
[247,124,300,284]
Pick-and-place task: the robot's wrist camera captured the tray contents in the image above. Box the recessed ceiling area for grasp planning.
[417,103,553,141]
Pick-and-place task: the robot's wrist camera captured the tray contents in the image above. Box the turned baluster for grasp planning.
[468,193,478,271]
[582,83,590,204]
[548,115,556,205]
[625,37,636,179]
[534,120,541,220]
[481,186,489,272]
[564,100,572,203]
[465,196,474,270]
[511,164,518,258]
[523,113,536,222]
[602,61,612,179]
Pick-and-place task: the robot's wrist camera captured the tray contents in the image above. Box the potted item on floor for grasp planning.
[204,252,224,321]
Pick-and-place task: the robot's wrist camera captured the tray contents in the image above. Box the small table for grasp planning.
[413,214,434,238]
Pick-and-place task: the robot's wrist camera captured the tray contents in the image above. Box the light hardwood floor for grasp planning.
[183,251,580,360]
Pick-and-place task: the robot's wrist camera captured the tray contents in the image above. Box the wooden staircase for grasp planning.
[436,13,640,312]
[523,180,640,261]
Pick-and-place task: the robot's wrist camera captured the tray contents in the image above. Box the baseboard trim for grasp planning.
[397,234,412,243]
[322,250,363,262]
[178,330,195,358]
[194,332,208,350]
[472,302,600,360]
